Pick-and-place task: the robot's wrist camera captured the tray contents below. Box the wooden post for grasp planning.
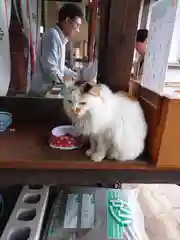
[89,0,99,62]
[97,0,110,82]
[102,0,142,92]
[87,2,92,61]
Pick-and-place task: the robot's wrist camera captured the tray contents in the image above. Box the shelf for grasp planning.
[0,124,149,170]
[1,124,180,185]
[1,97,180,185]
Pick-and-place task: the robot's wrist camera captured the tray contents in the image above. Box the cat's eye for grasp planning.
[68,100,72,104]
[79,102,86,105]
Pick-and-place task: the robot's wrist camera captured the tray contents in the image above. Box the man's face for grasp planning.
[135,39,147,56]
[64,17,82,38]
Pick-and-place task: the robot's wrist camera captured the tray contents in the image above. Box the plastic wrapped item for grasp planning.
[76,60,98,83]
[136,184,180,240]
[43,187,148,240]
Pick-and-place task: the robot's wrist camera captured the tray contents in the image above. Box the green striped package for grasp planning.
[43,187,145,240]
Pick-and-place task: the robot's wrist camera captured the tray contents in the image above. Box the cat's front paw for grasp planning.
[91,152,105,162]
[85,149,93,157]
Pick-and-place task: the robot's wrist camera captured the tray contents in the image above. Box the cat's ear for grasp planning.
[88,84,101,97]
[81,82,94,93]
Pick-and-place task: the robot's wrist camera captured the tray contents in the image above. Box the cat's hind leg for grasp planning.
[91,135,107,162]
[109,149,137,161]
[107,147,114,159]
[107,148,120,160]
[107,141,119,160]
[85,134,97,157]
[107,145,122,161]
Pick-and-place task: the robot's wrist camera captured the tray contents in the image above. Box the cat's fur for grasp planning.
[63,82,147,162]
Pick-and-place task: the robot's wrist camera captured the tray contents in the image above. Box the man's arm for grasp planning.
[40,29,64,84]
[64,65,77,78]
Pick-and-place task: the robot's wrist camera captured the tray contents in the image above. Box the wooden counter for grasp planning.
[0,123,151,168]
[1,123,180,185]
[0,123,149,169]
[1,97,180,185]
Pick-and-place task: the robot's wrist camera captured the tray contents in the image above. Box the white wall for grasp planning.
[166,68,180,82]
[168,2,180,63]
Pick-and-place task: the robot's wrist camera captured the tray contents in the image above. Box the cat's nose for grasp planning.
[71,108,80,115]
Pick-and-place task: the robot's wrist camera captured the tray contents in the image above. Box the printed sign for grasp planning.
[142,0,179,94]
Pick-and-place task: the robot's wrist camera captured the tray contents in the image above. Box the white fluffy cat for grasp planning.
[63,82,147,162]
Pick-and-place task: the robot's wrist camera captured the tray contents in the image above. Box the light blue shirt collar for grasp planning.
[55,24,68,44]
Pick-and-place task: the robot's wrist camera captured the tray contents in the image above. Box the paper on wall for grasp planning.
[141,0,179,95]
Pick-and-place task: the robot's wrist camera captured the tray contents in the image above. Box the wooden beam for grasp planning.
[103,0,142,92]
[2,168,180,185]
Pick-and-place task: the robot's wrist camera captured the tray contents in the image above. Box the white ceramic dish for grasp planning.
[49,125,82,150]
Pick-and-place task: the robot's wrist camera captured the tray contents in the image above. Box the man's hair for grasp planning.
[58,3,84,22]
[136,29,148,43]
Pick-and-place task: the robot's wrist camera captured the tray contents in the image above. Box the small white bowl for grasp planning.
[49,125,82,150]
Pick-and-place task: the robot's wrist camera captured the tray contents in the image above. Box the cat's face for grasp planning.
[64,82,101,119]
[66,86,89,118]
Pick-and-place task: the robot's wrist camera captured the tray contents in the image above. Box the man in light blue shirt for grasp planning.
[29,4,84,96]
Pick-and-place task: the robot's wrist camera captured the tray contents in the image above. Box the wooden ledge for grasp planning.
[0,124,150,170]
[0,123,179,171]
[0,161,150,170]
[1,124,180,184]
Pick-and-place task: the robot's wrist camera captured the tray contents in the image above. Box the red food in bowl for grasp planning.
[49,126,82,149]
